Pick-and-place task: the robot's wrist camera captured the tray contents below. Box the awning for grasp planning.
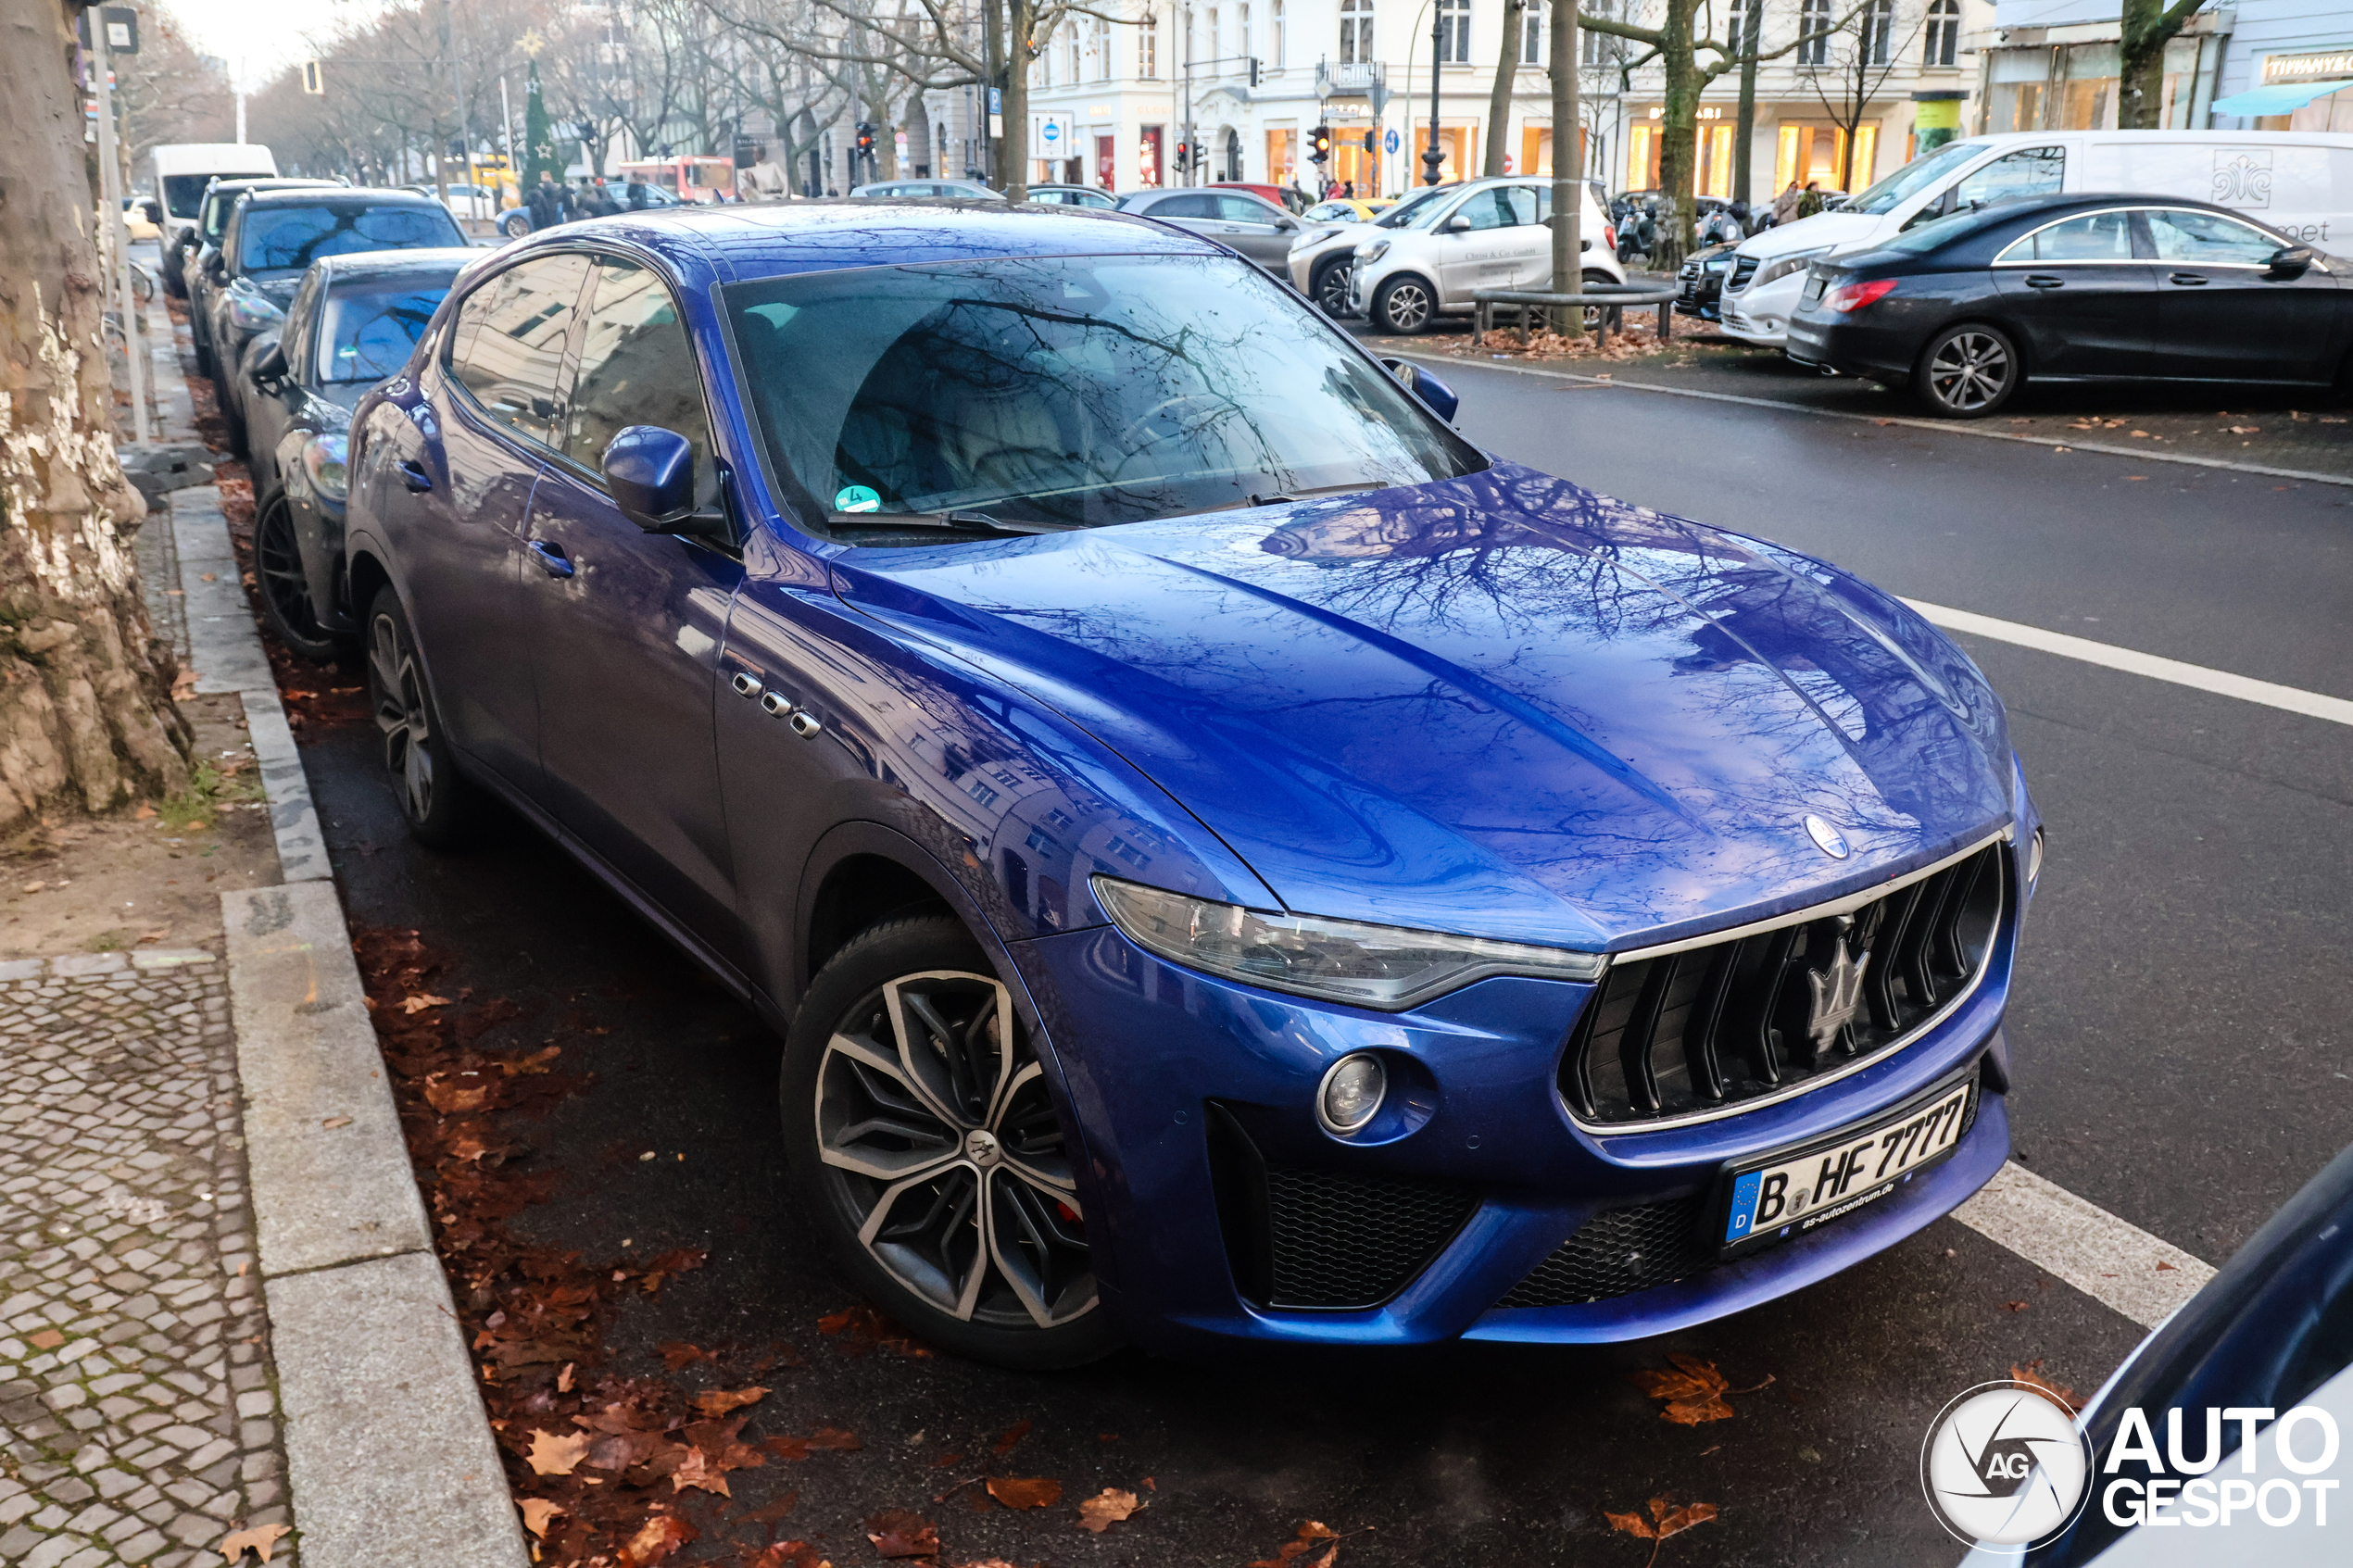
[2209,79,2353,117]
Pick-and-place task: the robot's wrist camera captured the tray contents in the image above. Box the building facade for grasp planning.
[1018,0,1996,199]
[1982,2,2353,135]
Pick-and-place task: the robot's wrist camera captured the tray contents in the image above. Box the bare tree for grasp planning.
[0,0,190,828]
[2120,0,2207,130]
[1797,0,1917,192]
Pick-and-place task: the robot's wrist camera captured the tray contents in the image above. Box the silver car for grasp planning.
[1114,188,1301,272]
[849,179,1006,201]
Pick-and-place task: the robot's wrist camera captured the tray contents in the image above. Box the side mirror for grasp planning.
[603,425,724,537]
[2267,245,2315,279]
[1378,358,1461,422]
[202,248,225,281]
[1442,213,1473,233]
[1276,216,1298,231]
[248,340,288,389]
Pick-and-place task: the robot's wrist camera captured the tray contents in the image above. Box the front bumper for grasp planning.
[1720,273,1803,347]
[1007,874,2020,1353]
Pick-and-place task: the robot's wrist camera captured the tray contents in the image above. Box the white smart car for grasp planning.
[1347,176,1624,334]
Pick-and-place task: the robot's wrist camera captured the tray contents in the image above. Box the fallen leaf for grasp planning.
[402,993,454,1013]
[1076,1487,1143,1533]
[217,1523,292,1562]
[132,804,157,820]
[931,1450,968,1467]
[557,1362,574,1393]
[618,1512,697,1566]
[761,1426,862,1461]
[19,882,43,894]
[516,1498,565,1537]
[656,1340,714,1370]
[987,1475,1063,1510]
[1248,1519,1340,1567]
[693,1385,771,1416]
[26,1328,64,1349]
[749,1544,826,1568]
[1629,1355,1769,1425]
[672,1445,731,1497]
[2156,1261,2177,1272]
[992,1418,1032,1454]
[424,1079,489,1114]
[2002,1299,2032,1312]
[1607,1495,1719,1562]
[525,1427,593,1475]
[740,1492,800,1526]
[319,1115,353,1130]
[2013,1360,2083,1414]
[864,1507,939,1558]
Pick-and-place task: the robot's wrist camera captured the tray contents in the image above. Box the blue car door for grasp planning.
[522,252,747,970]
[372,251,590,793]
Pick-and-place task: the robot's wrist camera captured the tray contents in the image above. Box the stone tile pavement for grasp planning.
[0,950,292,1568]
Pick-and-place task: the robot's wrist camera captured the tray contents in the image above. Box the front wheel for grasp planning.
[500,212,530,238]
[1312,258,1353,317]
[255,493,340,662]
[781,914,1119,1371]
[1371,273,1436,335]
[1915,323,2020,419]
[363,585,478,847]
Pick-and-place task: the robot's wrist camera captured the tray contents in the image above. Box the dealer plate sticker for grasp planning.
[1720,1077,1974,1256]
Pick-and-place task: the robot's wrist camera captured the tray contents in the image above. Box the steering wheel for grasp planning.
[1116,392,1228,450]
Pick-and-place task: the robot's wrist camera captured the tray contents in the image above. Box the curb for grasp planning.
[155,295,528,1566]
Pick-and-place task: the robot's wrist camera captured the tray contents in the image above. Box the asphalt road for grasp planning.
[300,366,2352,1567]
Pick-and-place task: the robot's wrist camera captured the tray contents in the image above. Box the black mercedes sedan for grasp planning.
[1784,193,2348,418]
[242,248,476,660]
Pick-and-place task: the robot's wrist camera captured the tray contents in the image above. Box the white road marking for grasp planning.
[1904,599,2353,728]
[1955,1161,2216,1330]
[1397,348,2353,488]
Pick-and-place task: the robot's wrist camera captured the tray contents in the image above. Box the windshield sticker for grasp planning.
[835,484,881,513]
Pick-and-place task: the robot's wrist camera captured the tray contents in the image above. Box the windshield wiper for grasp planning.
[828,508,1080,536]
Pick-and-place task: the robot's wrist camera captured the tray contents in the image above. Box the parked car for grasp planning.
[121,196,162,243]
[152,142,277,269]
[346,200,2036,1371]
[1675,241,1742,321]
[1302,196,1393,223]
[1288,183,1455,316]
[196,188,466,451]
[241,248,476,660]
[401,181,504,222]
[1209,180,1312,215]
[1783,194,2347,418]
[1026,183,1118,209]
[1976,1138,2353,1564]
[1115,186,1301,271]
[1351,175,1627,333]
[1721,129,2353,349]
[849,178,1006,201]
[499,180,681,237]
[166,176,339,307]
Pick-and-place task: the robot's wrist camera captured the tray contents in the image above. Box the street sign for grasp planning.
[1033,112,1075,150]
[1384,128,1401,154]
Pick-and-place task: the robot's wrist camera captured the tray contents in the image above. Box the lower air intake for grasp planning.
[1496,1195,1718,1309]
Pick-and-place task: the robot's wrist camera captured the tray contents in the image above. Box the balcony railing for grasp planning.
[1315,58,1386,97]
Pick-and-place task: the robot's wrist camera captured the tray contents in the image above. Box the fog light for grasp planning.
[2027,827,2045,887]
[1318,1053,1387,1134]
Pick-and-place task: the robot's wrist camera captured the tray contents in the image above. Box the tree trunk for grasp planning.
[1734,54,1757,206]
[0,0,190,829]
[1000,0,1031,200]
[1548,0,1582,334]
[2120,0,2205,131]
[1482,0,1525,177]
[1652,0,1702,270]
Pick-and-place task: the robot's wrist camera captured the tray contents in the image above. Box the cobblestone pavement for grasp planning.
[0,951,294,1568]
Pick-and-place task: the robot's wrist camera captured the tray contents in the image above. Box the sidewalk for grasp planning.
[0,270,524,1568]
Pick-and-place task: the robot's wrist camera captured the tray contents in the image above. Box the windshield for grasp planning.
[1845,140,1987,216]
[238,205,464,275]
[1378,187,1455,229]
[166,170,266,220]
[316,282,455,383]
[724,253,1482,535]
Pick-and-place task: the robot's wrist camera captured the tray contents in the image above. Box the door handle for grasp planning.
[526,540,574,579]
[2169,272,2208,286]
[398,459,433,492]
[2023,274,2065,289]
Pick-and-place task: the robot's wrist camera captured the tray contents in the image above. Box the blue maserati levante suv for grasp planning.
[346,201,2041,1368]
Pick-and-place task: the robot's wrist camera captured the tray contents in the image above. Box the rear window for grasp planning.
[238,205,464,273]
[316,281,456,383]
[164,170,268,219]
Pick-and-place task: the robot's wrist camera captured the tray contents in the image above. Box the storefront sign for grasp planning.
[2264,49,2353,84]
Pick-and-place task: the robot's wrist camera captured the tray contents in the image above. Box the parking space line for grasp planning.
[1955,1162,2216,1329]
[1903,599,2353,728]
[1392,348,2353,488]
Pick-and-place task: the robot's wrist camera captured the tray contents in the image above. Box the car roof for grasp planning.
[238,187,447,208]
[314,247,479,284]
[498,201,1224,283]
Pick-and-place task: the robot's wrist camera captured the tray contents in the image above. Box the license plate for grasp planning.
[1718,1074,1975,1259]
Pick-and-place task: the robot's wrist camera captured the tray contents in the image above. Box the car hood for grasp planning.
[828,463,2012,952]
[1738,211,1890,260]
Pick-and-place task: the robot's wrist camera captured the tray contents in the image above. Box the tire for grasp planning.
[501,213,530,238]
[1915,323,2020,419]
[215,370,247,456]
[781,914,1120,1371]
[362,584,478,847]
[254,492,340,663]
[1311,257,1353,318]
[1371,272,1437,335]
[1579,269,1617,331]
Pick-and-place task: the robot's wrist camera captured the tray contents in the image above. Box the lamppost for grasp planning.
[1421,2,1443,184]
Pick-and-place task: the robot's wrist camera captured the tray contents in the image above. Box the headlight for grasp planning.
[1357,239,1391,264]
[1753,248,1830,289]
[299,433,349,502]
[228,288,286,332]
[1299,226,1342,249]
[1090,876,1604,1010]
[2026,827,2045,888]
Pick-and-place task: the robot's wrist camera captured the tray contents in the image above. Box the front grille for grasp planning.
[1727,253,1760,292]
[1205,1106,1477,1310]
[1562,842,2006,1127]
[1497,1195,1717,1308]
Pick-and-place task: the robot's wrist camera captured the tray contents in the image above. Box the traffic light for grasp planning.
[1310,124,1331,163]
[1248,57,1261,87]
[300,59,323,95]
[1174,139,1190,171]
[854,122,876,157]
[1362,130,1378,153]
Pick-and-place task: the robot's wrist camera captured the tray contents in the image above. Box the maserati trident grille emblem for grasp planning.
[1803,813,1851,859]
[1807,919,1871,1054]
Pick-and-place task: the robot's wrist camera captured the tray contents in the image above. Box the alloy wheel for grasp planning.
[1315,260,1353,316]
[256,496,327,651]
[1926,331,2011,414]
[812,970,1094,1330]
[367,610,437,826]
[1379,278,1433,333]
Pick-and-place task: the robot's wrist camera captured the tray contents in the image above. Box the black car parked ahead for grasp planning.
[1785,193,2348,418]
[243,249,476,660]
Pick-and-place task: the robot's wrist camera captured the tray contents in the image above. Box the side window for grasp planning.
[283,272,323,376]
[1456,190,1519,231]
[563,256,713,479]
[447,254,592,446]
[2145,208,2284,267]
[1952,145,2065,211]
[1504,186,1541,226]
[1214,194,1274,223]
[2001,209,2135,264]
[1152,194,1217,219]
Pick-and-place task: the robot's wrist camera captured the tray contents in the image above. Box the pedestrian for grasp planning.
[526,170,566,231]
[1797,180,1826,220]
[1771,179,1803,226]
[623,170,653,211]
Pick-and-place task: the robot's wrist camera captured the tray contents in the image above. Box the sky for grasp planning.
[166,0,387,85]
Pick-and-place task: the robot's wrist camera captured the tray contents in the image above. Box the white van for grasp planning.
[1721,130,2353,349]
[152,144,279,244]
